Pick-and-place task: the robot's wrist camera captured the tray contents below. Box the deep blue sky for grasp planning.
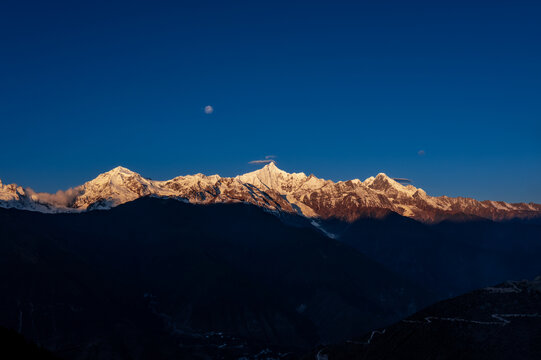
[1,1,540,202]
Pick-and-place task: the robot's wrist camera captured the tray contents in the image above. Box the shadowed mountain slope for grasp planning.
[0,197,427,359]
[306,277,541,360]
[323,213,541,299]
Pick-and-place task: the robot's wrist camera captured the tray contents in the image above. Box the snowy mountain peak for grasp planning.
[260,162,284,174]
[107,166,138,175]
[1,165,540,223]
[364,173,422,200]
[0,180,22,201]
[89,167,151,188]
[363,176,376,186]
[98,166,142,180]
[264,161,278,170]
[0,179,57,212]
[71,167,157,210]
[238,163,308,193]
[256,162,296,178]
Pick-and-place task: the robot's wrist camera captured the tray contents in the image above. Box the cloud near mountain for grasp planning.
[26,187,82,207]
[248,159,276,164]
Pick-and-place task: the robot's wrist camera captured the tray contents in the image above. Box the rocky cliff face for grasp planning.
[1,163,539,223]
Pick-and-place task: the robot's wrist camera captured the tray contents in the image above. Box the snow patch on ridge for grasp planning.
[311,220,337,239]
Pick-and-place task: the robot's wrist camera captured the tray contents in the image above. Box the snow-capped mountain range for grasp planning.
[1,163,539,223]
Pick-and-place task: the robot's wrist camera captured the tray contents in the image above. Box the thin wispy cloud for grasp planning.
[393,178,412,184]
[249,155,277,165]
[248,159,276,165]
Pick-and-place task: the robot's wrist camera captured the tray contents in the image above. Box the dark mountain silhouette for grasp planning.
[306,277,541,360]
[322,212,541,299]
[0,197,427,359]
[0,326,60,360]
[2,197,540,359]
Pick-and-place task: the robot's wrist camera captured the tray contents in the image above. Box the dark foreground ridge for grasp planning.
[305,277,541,360]
[0,197,426,359]
[0,326,60,360]
[1,197,540,359]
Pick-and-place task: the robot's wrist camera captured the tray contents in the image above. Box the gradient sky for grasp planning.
[1,1,540,202]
